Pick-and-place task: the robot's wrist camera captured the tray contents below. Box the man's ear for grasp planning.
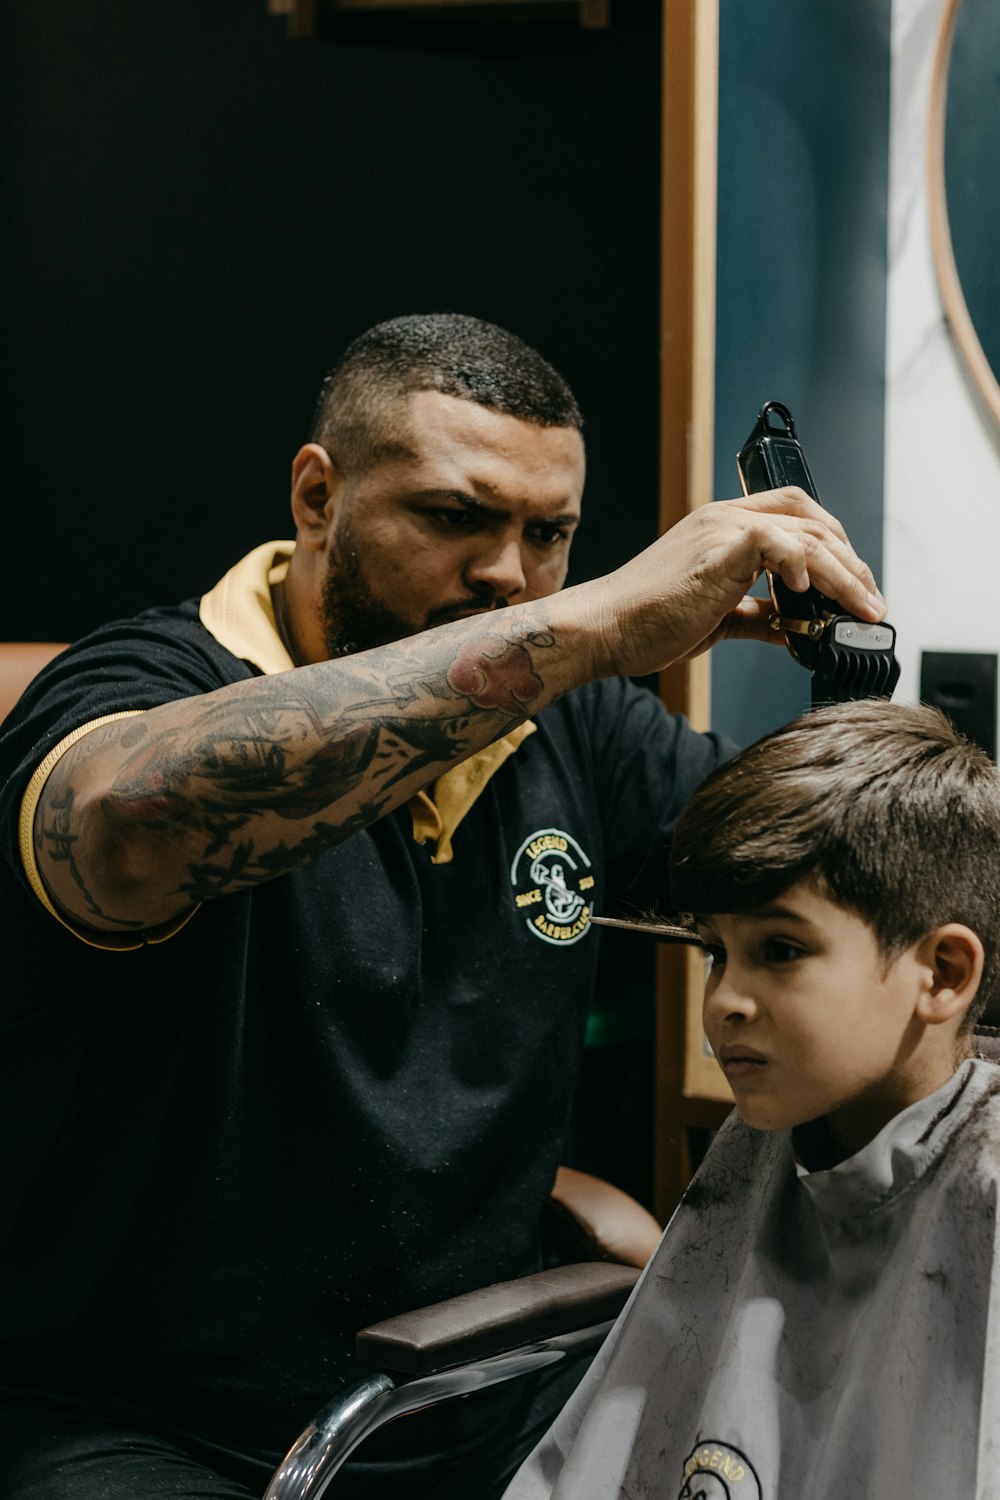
[290,443,341,552]
[914,924,984,1026]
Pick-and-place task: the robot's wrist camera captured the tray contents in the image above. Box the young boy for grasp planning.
[504,698,1000,1500]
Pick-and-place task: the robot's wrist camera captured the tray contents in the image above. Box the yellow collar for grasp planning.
[410,720,536,864]
[198,542,535,863]
[199,540,296,674]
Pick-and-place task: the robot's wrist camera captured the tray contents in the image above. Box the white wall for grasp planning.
[885,0,1000,715]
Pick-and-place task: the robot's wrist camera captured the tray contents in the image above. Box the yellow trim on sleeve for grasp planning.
[409,721,537,865]
[17,711,200,952]
[15,542,297,950]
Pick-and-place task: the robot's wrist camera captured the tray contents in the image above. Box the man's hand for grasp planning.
[569,487,886,681]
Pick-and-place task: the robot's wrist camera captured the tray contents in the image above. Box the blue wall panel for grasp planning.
[711,0,892,746]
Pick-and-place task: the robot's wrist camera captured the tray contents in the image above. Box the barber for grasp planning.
[0,313,883,1500]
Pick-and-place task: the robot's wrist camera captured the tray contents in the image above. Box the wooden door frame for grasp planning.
[655,0,732,1222]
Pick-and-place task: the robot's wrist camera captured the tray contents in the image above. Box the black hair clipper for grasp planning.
[735,400,900,707]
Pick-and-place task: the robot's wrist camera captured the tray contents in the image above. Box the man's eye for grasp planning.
[528,524,569,546]
[704,943,726,969]
[762,938,804,964]
[430,509,473,528]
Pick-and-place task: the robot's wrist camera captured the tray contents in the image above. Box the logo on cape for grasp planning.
[678,1441,762,1499]
[510,826,594,945]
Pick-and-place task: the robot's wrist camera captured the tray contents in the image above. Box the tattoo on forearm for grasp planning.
[37,780,145,930]
[445,634,549,714]
[177,807,382,903]
[39,616,557,914]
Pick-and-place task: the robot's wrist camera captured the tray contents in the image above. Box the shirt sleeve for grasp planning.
[0,609,250,909]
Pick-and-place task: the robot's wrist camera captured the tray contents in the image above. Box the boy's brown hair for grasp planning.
[668,699,1000,1029]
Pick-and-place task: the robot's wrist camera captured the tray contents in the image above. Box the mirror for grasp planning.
[928,0,1000,427]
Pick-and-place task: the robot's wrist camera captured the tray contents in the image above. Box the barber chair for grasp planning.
[263,1168,661,1500]
[0,641,68,724]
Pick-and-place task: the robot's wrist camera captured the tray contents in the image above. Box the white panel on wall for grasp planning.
[885,0,1000,720]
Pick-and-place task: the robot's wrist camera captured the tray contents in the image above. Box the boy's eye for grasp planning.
[761,938,804,965]
[704,942,727,969]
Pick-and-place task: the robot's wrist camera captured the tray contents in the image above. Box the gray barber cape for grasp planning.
[505,1058,1000,1499]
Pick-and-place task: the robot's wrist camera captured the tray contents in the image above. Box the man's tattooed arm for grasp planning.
[32,477,889,932]
[34,612,570,933]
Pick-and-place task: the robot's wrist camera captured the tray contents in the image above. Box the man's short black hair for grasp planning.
[668,699,1000,1030]
[309,313,583,474]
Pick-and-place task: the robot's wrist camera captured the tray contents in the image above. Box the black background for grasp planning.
[1,1,662,640]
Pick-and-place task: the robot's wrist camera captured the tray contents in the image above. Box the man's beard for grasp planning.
[319,521,509,659]
[319,527,415,659]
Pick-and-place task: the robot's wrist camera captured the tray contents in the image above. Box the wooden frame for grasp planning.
[267,0,611,36]
[655,0,731,1222]
[927,0,1000,430]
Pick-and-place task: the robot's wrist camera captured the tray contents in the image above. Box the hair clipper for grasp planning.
[735,400,900,707]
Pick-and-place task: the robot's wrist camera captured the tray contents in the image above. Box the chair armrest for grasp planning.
[354,1261,639,1377]
[543,1166,663,1269]
[0,642,68,725]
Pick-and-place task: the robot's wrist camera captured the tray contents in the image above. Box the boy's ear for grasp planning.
[290,443,342,552]
[914,924,984,1026]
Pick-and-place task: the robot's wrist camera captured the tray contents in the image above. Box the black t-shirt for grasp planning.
[0,601,729,1458]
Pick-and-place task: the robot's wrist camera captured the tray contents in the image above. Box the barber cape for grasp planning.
[505,1058,1000,1500]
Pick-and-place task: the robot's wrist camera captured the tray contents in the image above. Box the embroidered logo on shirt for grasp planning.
[509,827,594,946]
[678,1441,762,1498]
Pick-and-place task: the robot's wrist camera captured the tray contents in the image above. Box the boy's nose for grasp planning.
[703,971,758,1027]
[464,537,527,601]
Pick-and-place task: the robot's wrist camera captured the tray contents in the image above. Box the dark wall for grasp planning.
[0,1,661,641]
[711,0,892,746]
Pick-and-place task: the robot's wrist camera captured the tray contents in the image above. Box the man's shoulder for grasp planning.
[543,675,695,741]
[538,676,737,784]
[14,599,252,714]
[67,597,230,661]
[0,600,253,801]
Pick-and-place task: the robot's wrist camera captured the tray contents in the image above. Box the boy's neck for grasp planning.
[795,1050,972,1172]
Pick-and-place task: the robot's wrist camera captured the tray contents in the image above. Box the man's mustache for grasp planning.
[426,591,509,627]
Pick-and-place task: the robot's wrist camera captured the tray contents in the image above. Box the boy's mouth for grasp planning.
[717,1044,768,1080]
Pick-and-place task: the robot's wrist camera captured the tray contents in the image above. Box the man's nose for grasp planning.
[464,535,527,600]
